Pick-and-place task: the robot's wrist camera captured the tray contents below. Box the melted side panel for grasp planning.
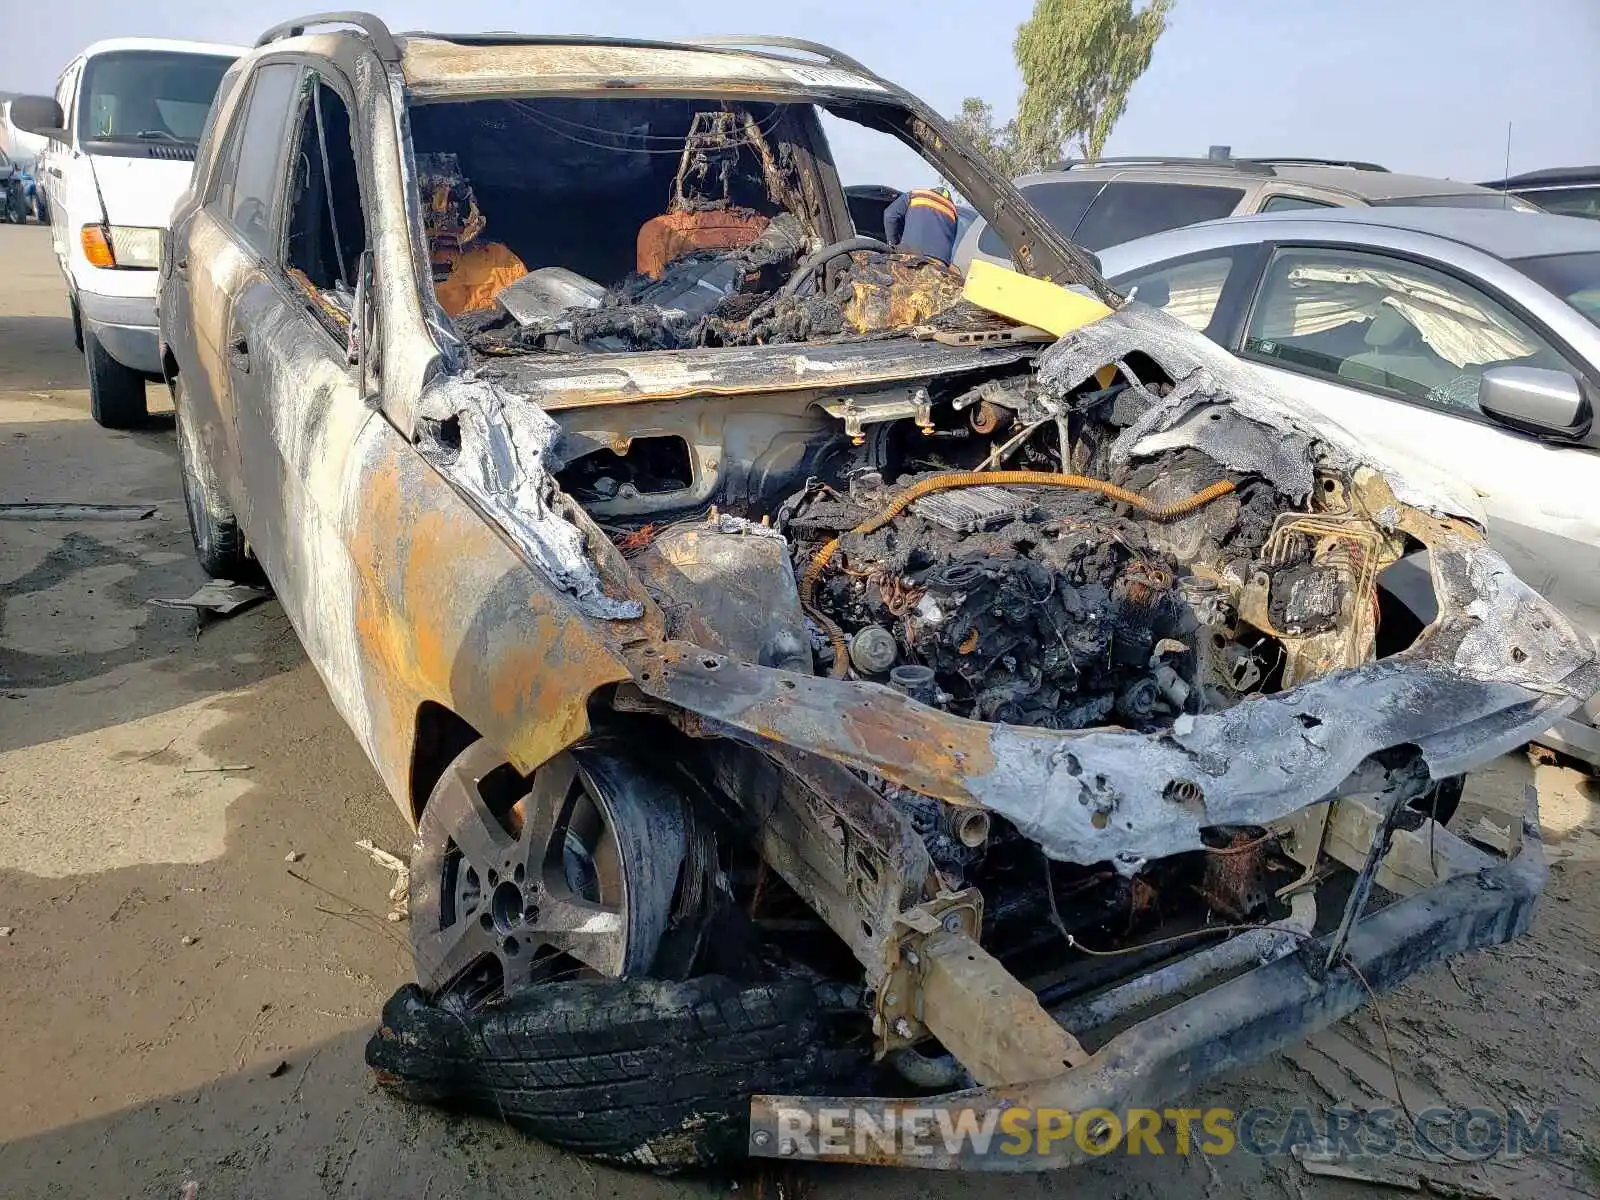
[344,421,639,825]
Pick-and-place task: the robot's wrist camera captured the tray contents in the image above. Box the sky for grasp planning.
[4,0,1596,188]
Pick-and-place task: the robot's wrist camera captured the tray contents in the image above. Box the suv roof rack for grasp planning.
[1246,156,1389,172]
[1050,156,1277,175]
[256,11,400,63]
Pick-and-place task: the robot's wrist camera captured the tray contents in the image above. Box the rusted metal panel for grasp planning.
[1195,831,1274,920]
[629,641,998,805]
[625,601,1591,867]
[347,438,643,823]
[917,929,1087,1085]
[700,740,934,973]
[625,520,812,671]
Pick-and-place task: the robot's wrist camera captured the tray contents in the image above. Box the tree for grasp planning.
[949,97,1061,178]
[1015,0,1173,161]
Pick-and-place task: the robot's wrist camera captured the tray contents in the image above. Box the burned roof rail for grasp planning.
[692,35,878,79]
[402,32,742,52]
[256,10,401,62]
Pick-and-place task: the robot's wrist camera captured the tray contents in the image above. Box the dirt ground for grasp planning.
[1,220,1598,1199]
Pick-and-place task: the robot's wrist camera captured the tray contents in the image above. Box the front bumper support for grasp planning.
[749,791,1545,1170]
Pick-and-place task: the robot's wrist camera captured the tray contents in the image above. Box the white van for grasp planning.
[13,38,244,427]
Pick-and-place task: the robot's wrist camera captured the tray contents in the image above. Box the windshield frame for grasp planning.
[77,49,236,153]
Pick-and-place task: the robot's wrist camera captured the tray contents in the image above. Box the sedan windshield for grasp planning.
[79,50,235,144]
[1515,250,1600,329]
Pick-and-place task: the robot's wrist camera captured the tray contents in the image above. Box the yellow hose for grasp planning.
[801,471,1237,678]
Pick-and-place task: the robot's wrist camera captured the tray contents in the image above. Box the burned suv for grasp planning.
[158,13,1596,1171]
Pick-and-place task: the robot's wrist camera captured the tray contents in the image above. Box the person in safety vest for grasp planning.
[882,185,959,265]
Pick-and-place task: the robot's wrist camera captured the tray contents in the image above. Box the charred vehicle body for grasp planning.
[157,14,1598,1170]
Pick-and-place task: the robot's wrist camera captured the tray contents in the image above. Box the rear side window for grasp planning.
[211,63,300,259]
[1514,251,1600,329]
[1072,182,1245,251]
[976,179,1102,258]
[1259,194,1336,212]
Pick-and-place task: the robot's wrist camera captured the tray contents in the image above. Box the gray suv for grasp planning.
[956,155,1540,271]
[1479,166,1600,221]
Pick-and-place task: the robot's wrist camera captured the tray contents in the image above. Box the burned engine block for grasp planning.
[804,481,1203,730]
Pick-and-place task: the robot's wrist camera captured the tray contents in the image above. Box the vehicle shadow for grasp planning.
[0,314,82,393]
[0,415,293,754]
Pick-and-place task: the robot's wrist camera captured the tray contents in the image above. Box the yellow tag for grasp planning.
[962,260,1114,338]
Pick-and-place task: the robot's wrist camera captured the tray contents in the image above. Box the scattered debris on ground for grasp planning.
[357,839,410,922]
[149,580,270,617]
[0,502,156,521]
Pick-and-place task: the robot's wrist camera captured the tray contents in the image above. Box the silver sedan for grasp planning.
[1097,207,1600,766]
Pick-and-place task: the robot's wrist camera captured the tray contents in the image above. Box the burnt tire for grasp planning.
[174,379,252,580]
[84,327,148,428]
[367,976,870,1169]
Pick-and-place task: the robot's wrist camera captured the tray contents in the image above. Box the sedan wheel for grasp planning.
[410,740,689,1010]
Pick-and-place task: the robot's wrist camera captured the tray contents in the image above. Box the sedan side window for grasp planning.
[1243,246,1573,414]
[1523,186,1600,220]
[209,63,300,260]
[1115,253,1238,333]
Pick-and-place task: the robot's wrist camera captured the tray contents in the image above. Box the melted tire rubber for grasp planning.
[366,977,870,1169]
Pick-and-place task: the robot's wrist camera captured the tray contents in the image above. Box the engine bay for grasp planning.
[583,357,1407,739]
[552,338,1429,958]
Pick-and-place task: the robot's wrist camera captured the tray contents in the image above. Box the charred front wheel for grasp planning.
[410,739,690,1009]
[383,737,874,1167]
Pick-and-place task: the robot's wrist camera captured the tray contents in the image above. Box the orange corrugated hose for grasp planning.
[800,471,1238,678]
